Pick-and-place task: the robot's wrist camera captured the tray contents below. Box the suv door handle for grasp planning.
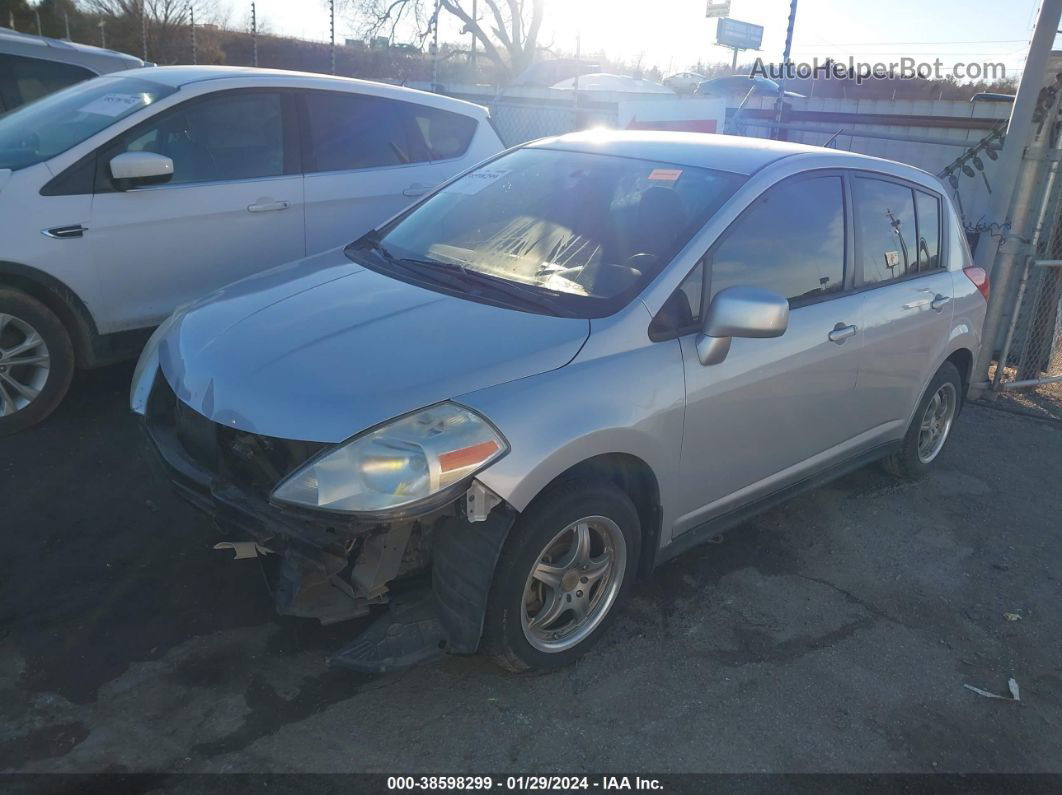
[402,183,435,197]
[930,294,951,311]
[247,200,290,213]
[828,323,857,343]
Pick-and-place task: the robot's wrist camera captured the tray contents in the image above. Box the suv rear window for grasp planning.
[410,105,477,160]
[301,90,478,172]
[0,53,94,112]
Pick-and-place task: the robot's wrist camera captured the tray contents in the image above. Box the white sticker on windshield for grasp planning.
[77,93,147,117]
[445,167,510,195]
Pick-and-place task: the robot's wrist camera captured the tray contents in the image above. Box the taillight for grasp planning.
[963,266,990,301]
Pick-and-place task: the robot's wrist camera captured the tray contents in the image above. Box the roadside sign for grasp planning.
[716,17,763,50]
[706,0,731,18]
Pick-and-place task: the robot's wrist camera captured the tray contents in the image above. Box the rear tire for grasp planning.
[0,289,75,436]
[482,480,641,672]
[882,361,962,480]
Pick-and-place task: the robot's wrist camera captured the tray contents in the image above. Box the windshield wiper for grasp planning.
[348,235,572,317]
[412,258,575,317]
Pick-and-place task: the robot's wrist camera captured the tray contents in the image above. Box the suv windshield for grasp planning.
[0,75,175,170]
[351,147,745,317]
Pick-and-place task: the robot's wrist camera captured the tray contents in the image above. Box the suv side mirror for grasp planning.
[695,285,789,366]
[109,152,174,190]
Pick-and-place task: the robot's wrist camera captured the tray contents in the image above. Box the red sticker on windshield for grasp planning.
[648,168,682,181]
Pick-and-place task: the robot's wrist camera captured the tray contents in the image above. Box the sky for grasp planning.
[219,0,1052,82]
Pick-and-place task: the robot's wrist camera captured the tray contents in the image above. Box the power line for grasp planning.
[801,38,1030,45]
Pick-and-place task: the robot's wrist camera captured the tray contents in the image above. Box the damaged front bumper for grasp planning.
[142,374,516,671]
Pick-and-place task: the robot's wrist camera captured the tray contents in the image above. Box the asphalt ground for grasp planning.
[1,361,1061,775]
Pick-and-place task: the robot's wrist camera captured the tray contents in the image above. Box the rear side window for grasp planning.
[0,53,94,111]
[914,189,941,272]
[410,106,477,160]
[709,175,846,304]
[854,177,918,284]
[108,91,286,185]
[303,91,419,172]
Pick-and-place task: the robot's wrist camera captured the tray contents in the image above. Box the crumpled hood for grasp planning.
[158,249,590,442]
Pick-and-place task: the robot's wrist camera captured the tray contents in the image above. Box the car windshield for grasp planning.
[0,75,175,170]
[354,147,745,317]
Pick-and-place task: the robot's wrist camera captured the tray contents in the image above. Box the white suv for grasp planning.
[0,66,503,433]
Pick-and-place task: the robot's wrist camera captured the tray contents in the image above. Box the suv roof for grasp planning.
[114,65,490,117]
[0,27,145,73]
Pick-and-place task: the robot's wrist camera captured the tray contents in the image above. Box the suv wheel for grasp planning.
[882,361,962,479]
[483,480,641,672]
[0,289,75,436]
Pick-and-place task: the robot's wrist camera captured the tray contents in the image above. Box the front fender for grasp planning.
[457,330,686,548]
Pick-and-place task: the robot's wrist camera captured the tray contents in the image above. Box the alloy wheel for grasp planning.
[520,515,627,653]
[917,381,957,464]
[0,313,51,417]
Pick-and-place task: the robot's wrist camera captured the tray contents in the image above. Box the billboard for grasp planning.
[706,0,731,17]
[716,18,764,50]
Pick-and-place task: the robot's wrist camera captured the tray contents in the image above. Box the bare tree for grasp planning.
[344,0,545,82]
[81,0,217,63]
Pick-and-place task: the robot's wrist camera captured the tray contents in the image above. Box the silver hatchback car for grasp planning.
[132,131,988,672]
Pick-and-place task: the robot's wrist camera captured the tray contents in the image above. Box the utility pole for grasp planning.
[251,1,258,67]
[141,0,148,61]
[64,12,70,40]
[34,7,41,36]
[773,0,798,140]
[98,19,106,48]
[970,0,1062,394]
[189,3,196,65]
[430,0,440,91]
[330,0,336,75]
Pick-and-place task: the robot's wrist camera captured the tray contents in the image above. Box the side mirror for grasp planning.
[109,151,174,190]
[695,285,789,366]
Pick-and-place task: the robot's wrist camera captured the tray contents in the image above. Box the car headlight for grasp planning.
[271,402,508,514]
[129,307,185,415]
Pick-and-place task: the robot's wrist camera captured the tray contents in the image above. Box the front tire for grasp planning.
[882,361,962,479]
[482,480,641,672]
[0,289,75,436]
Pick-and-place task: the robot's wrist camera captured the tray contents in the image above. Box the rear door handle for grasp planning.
[402,183,435,197]
[930,294,951,311]
[828,323,857,343]
[247,200,290,213]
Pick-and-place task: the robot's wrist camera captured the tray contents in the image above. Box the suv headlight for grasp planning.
[271,402,508,514]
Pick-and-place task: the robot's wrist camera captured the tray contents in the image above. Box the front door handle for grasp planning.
[828,323,857,343]
[247,200,290,213]
[402,183,435,197]
[930,294,951,311]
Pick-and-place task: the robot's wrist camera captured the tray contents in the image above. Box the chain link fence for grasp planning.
[988,148,1062,420]
[487,100,620,147]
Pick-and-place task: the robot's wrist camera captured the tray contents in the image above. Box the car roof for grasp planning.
[108,65,489,116]
[0,27,145,73]
[529,129,914,177]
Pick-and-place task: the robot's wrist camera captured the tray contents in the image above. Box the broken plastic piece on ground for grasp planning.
[213,540,275,560]
[330,588,447,673]
[1004,612,1022,621]
[964,678,1021,702]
